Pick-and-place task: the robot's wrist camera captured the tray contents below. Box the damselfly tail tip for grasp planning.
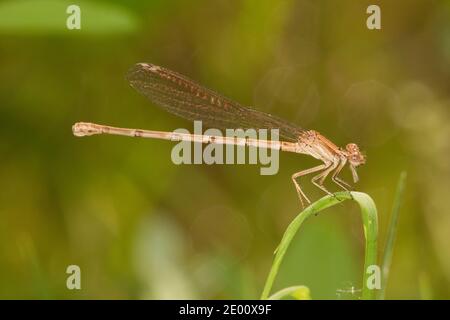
[72,122,102,137]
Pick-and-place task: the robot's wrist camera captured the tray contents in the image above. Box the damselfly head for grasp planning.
[345,143,365,166]
[345,143,365,183]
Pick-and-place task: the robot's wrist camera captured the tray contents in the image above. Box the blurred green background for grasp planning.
[0,0,449,299]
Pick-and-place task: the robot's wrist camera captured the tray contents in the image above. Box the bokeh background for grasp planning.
[0,0,449,299]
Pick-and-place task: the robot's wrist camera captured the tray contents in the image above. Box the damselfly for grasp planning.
[73,63,366,207]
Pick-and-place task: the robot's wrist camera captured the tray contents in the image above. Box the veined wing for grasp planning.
[126,63,304,142]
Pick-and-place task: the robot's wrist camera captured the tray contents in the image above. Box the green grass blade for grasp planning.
[352,192,379,299]
[260,191,378,300]
[379,171,407,299]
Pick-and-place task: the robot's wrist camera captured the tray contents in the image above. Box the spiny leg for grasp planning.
[331,159,353,191]
[291,164,330,208]
[334,176,352,190]
[311,161,338,196]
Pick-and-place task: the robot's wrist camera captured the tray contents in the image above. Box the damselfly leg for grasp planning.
[331,159,353,191]
[291,163,330,208]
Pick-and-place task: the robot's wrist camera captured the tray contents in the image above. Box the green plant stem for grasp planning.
[379,172,407,299]
[260,191,378,300]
